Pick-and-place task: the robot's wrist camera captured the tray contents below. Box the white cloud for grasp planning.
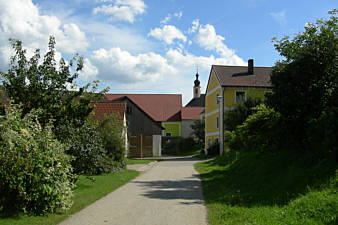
[160,15,171,24]
[160,11,182,24]
[173,11,182,19]
[195,24,245,65]
[80,58,99,81]
[0,0,88,57]
[188,19,200,34]
[93,0,146,23]
[89,47,176,83]
[269,10,287,26]
[148,25,187,45]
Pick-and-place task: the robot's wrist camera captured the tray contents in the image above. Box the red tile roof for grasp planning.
[90,102,125,121]
[212,65,272,88]
[105,94,182,122]
[181,107,205,120]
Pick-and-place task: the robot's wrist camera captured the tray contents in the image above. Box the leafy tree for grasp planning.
[191,118,205,145]
[267,10,338,152]
[97,113,126,163]
[0,105,74,215]
[0,37,105,127]
[224,97,262,131]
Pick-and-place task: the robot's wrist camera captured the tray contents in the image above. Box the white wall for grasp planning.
[152,135,162,156]
[182,120,195,138]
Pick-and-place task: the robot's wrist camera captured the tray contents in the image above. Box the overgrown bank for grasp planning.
[195,150,337,225]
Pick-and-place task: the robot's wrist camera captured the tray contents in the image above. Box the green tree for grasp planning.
[0,36,104,127]
[267,10,338,152]
[224,97,262,131]
[191,118,205,145]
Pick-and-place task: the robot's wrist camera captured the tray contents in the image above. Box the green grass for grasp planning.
[195,150,338,225]
[0,170,139,225]
[164,149,201,156]
[125,158,155,165]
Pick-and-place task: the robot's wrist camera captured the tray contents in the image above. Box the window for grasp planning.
[195,88,198,94]
[165,133,172,137]
[126,106,132,115]
[215,138,219,144]
[216,93,219,105]
[216,116,219,128]
[208,138,211,147]
[235,91,246,104]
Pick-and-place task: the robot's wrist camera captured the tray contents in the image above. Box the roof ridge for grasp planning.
[212,65,272,68]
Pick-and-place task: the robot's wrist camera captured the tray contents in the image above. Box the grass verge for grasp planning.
[0,170,139,225]
[195,150,337,225]
[125,158,155,165]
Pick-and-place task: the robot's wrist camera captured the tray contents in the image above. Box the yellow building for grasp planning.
[204,59,273,154]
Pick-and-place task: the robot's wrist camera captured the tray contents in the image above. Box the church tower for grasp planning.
[193,72,201,99]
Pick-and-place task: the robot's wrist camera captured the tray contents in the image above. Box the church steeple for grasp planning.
[193,70,201,98]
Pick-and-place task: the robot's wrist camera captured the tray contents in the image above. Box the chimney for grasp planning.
[248,59,254,75]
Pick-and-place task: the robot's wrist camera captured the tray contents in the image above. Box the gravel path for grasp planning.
[59,156,207,225]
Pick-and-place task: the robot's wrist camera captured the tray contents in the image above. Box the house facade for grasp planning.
[205,59,273,153]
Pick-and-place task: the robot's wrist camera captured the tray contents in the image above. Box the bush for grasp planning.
[206,142,220,156]
[162,137,199,155]
[224,97,263,131]
[228,104,281,152]
[97,113,125,163]
[0,106,74,215]
[56,120,110,175]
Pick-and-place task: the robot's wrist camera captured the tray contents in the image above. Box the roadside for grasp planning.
[59,156,207,225]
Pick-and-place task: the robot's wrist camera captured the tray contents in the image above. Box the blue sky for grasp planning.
[0,0,336,104]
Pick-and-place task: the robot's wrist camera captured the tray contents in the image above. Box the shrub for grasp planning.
[163,137,199,155]
[229,104,281,152]
[206,142,220,156]
[56,120,109,175]
[224,97,263,131]
[0,106,74,215]
[97,113,126,164]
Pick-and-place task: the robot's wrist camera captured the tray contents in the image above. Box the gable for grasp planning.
[206,69,221,94]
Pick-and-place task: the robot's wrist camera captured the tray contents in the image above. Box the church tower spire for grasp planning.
[193,69,201,99]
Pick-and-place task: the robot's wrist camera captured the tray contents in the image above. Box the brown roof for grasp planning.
[212,65,272,87]
[185,94,205,107]
[90,102,125,121]
[105,94,182,122]
[181,107,205,120]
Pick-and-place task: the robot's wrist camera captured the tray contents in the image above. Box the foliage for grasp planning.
[224,97,262,131]
[227,104,281,152]
[97,113,125,163]
[55,119,113,175]
[0,37,107,127]
[195,149,337,225]
[162,137,199,155]
[0,105,74,215]
[190,118,205,145]
[267,10,338,153]
[0,170,139,225]
[206,142,220,156]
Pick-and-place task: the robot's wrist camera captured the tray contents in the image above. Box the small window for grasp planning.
[195,88,198,94]
[127,106,132,115]
[216,93,219,105]
[166,133,172,137]
[208,138,211,147]
[215,138,219,144]
[216,116,219,128]
[235,91,246,104]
